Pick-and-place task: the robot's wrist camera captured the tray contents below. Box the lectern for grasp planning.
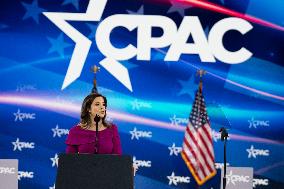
[55,154,133,189]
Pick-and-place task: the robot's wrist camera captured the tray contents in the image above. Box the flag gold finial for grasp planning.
[91,65,100,93]
[196,70,206,91]
[92,65,100,74]
[197,70,206,78]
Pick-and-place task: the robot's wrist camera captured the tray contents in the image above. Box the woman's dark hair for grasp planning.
[79,93,111,129]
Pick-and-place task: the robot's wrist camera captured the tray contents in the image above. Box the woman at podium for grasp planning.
[65,93,122,155]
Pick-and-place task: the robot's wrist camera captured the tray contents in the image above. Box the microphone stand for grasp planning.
[219,127,229,189]
[94,115,100,154]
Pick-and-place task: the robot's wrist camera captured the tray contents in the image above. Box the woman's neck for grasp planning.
[89,119,104,128]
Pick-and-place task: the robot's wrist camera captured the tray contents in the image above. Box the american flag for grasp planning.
[181,82,216,185]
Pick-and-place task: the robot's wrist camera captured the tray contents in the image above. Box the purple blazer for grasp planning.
[65,124,122,155]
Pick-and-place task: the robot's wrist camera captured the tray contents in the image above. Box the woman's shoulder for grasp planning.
[69,124,83,133]
[101,123,118,133]
[69,124,100,135]
[107,123,118,130]
[110,123,117,128]
[108,123,120,134]
[66,124,94,145]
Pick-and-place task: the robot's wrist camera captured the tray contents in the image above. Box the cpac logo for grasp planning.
[130,127,152,140]
[12,138,35,151]
[133,156,151,168]
[52,124,69,137]
[167,172,190,186]
[246,145,269,158]
[43,0,253,92]
[170,114,188,126]
[211,129,221,142]
[168,143,182,156]
[14,109,36,122]
[215,162,230,169]
[226,170,250,185]
[253,178,269,187]
[211,129,230,142]
[0,167,15,174]
[55,95,75,105]
[18,171,34,180]
[131,99,152,110]
[248,117,269,129]
[16,84,36,92]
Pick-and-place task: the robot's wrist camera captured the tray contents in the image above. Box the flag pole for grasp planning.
[196,69,206,189]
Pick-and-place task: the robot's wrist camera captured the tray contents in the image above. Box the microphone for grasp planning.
[219,127,229,189]
[94,114,100,123]
[94,114,100,154]
[219,127,229,141]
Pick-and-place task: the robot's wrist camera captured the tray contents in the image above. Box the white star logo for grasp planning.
[50,153,59,167]
[225,170,235,185]
[12,138,22,151]
[248,117,257,128]
[168,143,182,156]
[167,172,177,185]
[246,145,257,158]
[169,114,178,126]
[43,0,132,91]
[13,109,22,121]
[131,99,140,110]
[52,124,60,137]
[130,127,139,140]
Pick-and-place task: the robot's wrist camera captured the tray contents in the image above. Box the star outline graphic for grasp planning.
[43,0,133,91]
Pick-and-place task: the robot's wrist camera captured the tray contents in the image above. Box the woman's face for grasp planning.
[89,96,106,118]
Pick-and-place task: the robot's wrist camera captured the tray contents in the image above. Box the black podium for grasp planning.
[55,154,134,189]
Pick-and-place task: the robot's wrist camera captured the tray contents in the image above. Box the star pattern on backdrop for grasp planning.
[47,33,72,58]
[86,23,99,39]
[22,0,46,24]
[62,0,80,10]
[167,0,192,17]
[177,75,198,99]
[127,5,144,15]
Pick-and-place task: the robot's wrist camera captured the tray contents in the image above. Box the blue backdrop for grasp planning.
[1,0,284,188]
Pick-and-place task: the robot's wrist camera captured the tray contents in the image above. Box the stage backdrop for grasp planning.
[1,0,284,188]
